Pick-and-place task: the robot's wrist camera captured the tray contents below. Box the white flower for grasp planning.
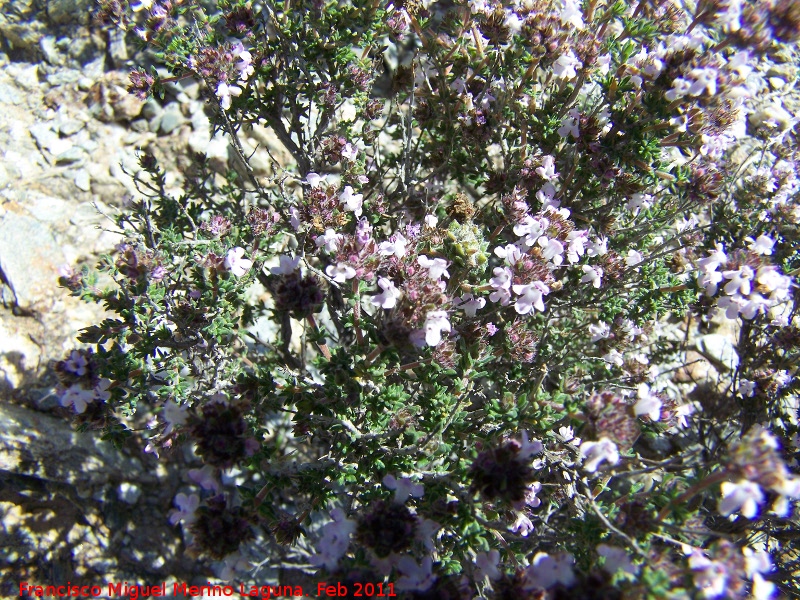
[225,247,254,277]
[371,277,402,309]
[315,229,343,253]
[603,348,624,366]
[339,186,364,217]
[580,264,603,288]
[423,310,451,346]
[162,400,188,435]
[216,81,242,110]
[719,480,764,519]
[598,544,637,575]
[589,321,611,342]
[554,51,581,80]
[270,254,301,275]
[580,438,620,472]
[625,249,643,266]
[455,293,486,317]
[418,255,450,280]
[303,172,328,187]
[326,262,356,283]
[722,265,754,295]
[633,383,662,421]
[587,236,608,257]
[382,474,424,503]
[558,111,580,139]
[566,231,587,263]
[424,214,438,228]
[698,243,727,272]
[341,143,358,161]
[747,234,775,255]
[558,426,575,442]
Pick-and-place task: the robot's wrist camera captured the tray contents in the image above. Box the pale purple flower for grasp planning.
[455,293,486,317]
[270,254,301,275]
[558,111,580,139]
[598,544,637,575]
[524,552,576,590]
[395,556,435,592]
[64,350,88,376]
[315,228,343,253]
[495,242,524,263]
[561,0,584,28]
[341,143,358,161]
[512,281,549,314]
[339,186,364,217]
[378,232,408,258]
[719,480,764,519]
[687,549,728,599]
[625,249,643,266]
[60,384,97,414]
[235,46,254,82]
[489,267,513,305]
[188,465,221,493]
[510,512,534,536]
[566,231,587,263]
[536,155,559,181]
[740,380,756,397]
[538,237,565,265]
[168,492,199,525]
[746,234,775,255]
[627,193,653,212]
[580,438,620,472]
[423,310,451,346]
[326,262,357,283]
[580,265,603,288]
[216,81,242,110]
[310,508,356,571]
[371,277,402,309]
[553,51,581,80]
[418,255,450,280]
[519,431,544,460]
[289,207,301,230]
[486,322,499,336]
[383,474,424,503]
[475,550,501,581]
[225,247,253,277]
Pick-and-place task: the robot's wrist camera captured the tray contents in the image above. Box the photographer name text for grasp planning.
[20,581,397,599]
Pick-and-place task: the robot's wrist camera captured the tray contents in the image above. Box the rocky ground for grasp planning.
[0,0,293,592]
